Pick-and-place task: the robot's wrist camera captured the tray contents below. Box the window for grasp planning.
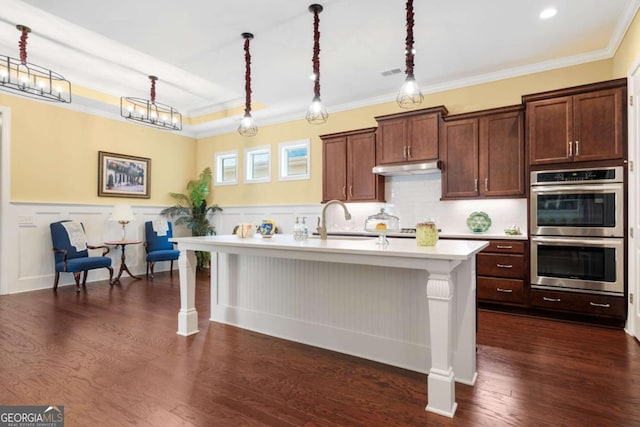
[214,151,238,185]
[245,145,271,183]
[279,139,310,181]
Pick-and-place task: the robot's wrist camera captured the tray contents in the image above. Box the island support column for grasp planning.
[425,272,456,417]
[177,249,199,336]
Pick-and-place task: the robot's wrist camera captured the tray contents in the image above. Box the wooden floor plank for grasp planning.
[1,271,639,426]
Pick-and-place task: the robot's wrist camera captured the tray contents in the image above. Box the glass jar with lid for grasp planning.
[364,208,400,245]
[416,219,438,246]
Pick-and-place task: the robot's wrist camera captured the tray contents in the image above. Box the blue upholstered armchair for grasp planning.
[144,220,180,278]
[50,220,114,291]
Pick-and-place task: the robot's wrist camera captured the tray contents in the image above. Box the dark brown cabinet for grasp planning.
[524,79,626,166]
[374,106,447,165]
[477,240,528,307]
[321,128,384,203]
[441,106,524,199]
[530,289,626,321]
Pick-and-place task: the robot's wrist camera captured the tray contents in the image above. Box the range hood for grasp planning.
[372,160,441,176]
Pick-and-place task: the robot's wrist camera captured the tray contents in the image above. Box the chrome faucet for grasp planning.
[317,200,352,240]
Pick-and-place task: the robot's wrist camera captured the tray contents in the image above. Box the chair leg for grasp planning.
[107,267,114,285]
[53,272,60,290]
[150,262,155,279]
[73,272,82,292]
[170,260,174,276]
[82,271,88,287]
[146,262,149,278]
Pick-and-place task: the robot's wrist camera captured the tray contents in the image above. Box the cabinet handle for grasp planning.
[484,178,488,192]
[474,178,478,192]
[496,245,513,249]
[575,140,580,156]
[589,301,610,308]
[349,186,353,197]
[543,297,561,302]
[407,145,412,159]
[568,141,573,157]
[403,146,408,159]
[496,264,513,269]
[342,186,346,198]
[496,288,513,293]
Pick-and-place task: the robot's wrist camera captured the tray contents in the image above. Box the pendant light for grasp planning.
[397,0,424,108]
[306,4,328,124]
[238,32,258,136]
[0,24,72,103]
[120,76,182,131]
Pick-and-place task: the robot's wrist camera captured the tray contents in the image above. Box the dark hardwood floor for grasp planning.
[1,272,639,427]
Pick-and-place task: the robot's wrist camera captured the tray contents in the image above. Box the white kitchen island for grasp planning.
[171,234,488,418]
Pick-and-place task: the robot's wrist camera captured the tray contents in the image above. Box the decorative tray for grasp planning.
[466,211,491,233]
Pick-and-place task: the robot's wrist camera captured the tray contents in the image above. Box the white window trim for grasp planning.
[244,145,271,184]
[279,139,311,181]
[214,150,238,186]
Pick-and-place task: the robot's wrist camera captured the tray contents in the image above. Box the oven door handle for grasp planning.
[531,236,624,247]
[530,184,624,193]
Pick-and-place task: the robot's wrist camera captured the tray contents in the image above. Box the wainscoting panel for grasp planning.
[213,254,433,373]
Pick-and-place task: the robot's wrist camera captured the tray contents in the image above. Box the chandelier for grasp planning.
[0,25,71,103]
[120,76,182,131]
[397,0,424,108]
[306,4,328,124]
[238,32,258,136]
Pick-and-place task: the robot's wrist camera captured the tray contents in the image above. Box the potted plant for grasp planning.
[161,167,222,269]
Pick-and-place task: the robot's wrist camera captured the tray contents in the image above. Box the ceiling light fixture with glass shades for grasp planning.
[306,3,328,124]
[238,32,258,137]
[396,0,424,108]
[0,24,72,103]
[120,75,182,131]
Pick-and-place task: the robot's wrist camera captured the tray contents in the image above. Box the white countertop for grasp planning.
[171,234,489,261]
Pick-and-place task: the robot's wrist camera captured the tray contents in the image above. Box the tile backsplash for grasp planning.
[325,174,527,235]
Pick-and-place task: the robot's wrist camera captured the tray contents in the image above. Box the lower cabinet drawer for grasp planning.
[477,253,524,279]
[478,277,525,304]
[530,289,626,318]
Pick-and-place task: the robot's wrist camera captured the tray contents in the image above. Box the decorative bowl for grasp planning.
[466,212,491,233]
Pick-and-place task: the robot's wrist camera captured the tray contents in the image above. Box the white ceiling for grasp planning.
[1,0,639,135]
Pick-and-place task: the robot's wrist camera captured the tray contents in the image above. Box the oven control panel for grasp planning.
[532,166,623,185]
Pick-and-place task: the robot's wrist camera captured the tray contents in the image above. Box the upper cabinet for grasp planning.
[441,106,525,199]
[374,106,448,165]
[524,79,627,166]
[321,128,384,203]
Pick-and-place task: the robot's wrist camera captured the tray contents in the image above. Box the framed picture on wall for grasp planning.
[98,151,151,198]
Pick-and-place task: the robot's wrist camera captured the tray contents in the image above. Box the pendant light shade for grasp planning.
[306,4,328,124]
[238,32,258,136]
[397,0,424,108]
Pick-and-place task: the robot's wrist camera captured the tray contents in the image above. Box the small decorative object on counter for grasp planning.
[235,223,255,238]
[466,211,491,233]
[416,220,439,246]
[504,224,522,235]
[293,217,303,241]
[301,217,309,240]
[364,208,400,245]
[259,219,276,238]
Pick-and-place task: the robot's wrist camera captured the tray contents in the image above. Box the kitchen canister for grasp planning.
[416,220,439,246]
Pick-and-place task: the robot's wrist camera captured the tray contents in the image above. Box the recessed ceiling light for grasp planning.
[539,7,557,19]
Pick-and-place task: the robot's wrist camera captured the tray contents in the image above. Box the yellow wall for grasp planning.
[198,59,614,206]
[614,8,640,77]
[3,94,197,205]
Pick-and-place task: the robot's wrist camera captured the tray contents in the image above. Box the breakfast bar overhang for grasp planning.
[171,235,488,418]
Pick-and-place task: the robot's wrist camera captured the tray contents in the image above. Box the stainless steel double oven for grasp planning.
[530,166,625,295]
